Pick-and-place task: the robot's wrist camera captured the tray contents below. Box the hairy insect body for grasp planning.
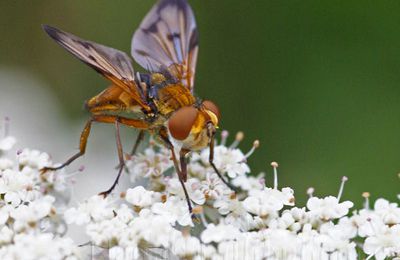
[42,0,227,213]
[86,78,194,117]
[153,83,195,116]
[148,82,217,152]
[181,122,210,151]
[85,85,143,115]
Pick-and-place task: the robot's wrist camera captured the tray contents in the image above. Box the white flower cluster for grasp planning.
[1,128,399,260]
[0,132,80,259]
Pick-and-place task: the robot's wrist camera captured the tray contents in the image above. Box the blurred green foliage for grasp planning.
[1,0,399,204]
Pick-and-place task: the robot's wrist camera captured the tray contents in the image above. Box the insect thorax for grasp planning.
[151,83,196,117]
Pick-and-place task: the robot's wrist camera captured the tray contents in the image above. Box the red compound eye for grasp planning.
[168,106,199,140]
[202,100,220,119]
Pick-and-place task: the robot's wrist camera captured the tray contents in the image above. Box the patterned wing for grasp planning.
[131,0,199,92]
[43,25,150,110]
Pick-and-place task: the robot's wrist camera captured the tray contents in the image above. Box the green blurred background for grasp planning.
[0,0,399,205]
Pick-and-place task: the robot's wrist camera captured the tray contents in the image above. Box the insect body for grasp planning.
[42,0,229,214]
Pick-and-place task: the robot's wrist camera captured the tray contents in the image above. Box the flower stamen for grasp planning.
[63,165,85,179]
[271,161,279,189]
[199,210,209,227]
[229,131,244,149]
[259,177,265,187]
[307,187,314,198]
[244,140,259,159]
[220,130,229,146]
[3,116,10,138]
[337,176,348,201]
[362,192,370,210]
[366,248,381,260]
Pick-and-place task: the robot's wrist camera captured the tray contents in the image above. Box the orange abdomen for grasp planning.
[85,85,143,114]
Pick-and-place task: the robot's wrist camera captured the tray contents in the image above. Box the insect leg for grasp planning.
[41,114,148,175]
[158,128,180,172]
[130,130,145,156]
[114,130,145,171]
[86,115,149,196]
[99,118,125,197]
[159,129,193,214]
[175,150,193,214]
[209,135,237,191]
[179,149,190,182]
[40,118,94,173]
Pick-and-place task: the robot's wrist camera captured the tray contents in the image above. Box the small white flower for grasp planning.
[0,233,79,259]
[86,217,127,246]
[167,178,205,205]
[277,211,296,229]
[0,136,16,152]
[45,170,70,192]
[257,228,300,259]
[217,235,267,260]
[17,149,51,169]
[363,224,400,260]
[0,204,12,225]
[109,246,139,260]
[187,161,208,179]
[373,198,400,225]
[4,192,24,206]
[200,173,226,200]
[287,207,308,227]
[351,208,381,237]
[194,244,217,259]
[243,187,295,217]
[214,195,240,215]
[200,146,250,178]
[336,217,358,239]
[0,158,13,170]
[109,246,125,260]
[0,226,13,244]
[231,173,264,191]
[127,147,172,182]
[130,209,179,248]
[307,196,353,221]
[201,222,241,243]
[213,195,256,231]
[114,204,135,224]
[10,196,55,231]
[64,195,114,225]
[298,225,358,260]
[0,169,35,206]
[318,221,358,254]
[171,234,202,257]
[125,186,154,208]
[151,196,193,226]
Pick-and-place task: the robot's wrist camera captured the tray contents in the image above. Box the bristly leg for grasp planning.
[159,128,194,215]
[41,115,149,175]
[99,118,125,197]
[130,130,145,156]
[209,135,238,192]
[170,146,194,214]
[179,149,190,182]
[114,130,145,172]
[40,118,93,174]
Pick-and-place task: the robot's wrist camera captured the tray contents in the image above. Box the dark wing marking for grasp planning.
[131,0,199,91]
[43,25,150,110]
